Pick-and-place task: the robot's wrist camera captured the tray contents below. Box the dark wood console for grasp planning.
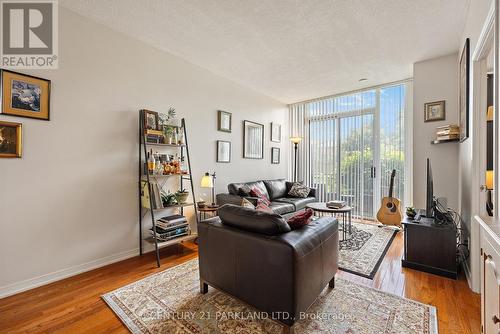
[402,217,458,279]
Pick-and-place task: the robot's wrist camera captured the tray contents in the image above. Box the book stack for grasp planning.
[435,124,460,141]
[151,214,190,241]
[326,200,346,209]
[146,129,164,144]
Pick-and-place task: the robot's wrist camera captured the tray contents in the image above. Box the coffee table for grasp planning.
[306,202,352,240]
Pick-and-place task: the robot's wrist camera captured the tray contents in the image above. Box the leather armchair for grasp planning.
[197,205,339,334]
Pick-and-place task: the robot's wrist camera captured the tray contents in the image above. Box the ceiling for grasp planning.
[60,0,470,104]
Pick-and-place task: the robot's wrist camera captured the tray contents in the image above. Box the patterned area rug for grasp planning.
[103,259,437,334]
[338,221,398,279]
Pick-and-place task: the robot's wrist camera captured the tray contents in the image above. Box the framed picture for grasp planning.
[0,120,22,158]
[143,109,160,131]
[243,120,264,159]
[424,101,445,122]
[1,69,50,121]
[271,147,280,164]
[459,38,470,141]
[218,110,232,132]
[217,140,231,163]
[271,122,281,142]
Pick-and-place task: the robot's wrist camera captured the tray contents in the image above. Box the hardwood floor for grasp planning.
[0,232,480,333]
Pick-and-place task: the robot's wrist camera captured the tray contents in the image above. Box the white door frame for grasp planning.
[469,0,497,293]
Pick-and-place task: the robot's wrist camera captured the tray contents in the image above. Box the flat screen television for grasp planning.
[426,158,434,217]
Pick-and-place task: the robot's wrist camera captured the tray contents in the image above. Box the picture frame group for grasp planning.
[0,69,52,158]
[215,110,282,164]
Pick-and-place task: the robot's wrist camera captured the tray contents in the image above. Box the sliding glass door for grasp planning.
[310,110,377,220]
[299,83,408,221]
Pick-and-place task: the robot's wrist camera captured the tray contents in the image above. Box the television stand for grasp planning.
[401,215,458,279]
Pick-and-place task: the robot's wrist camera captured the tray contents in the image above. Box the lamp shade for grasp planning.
[486,170,494,190]
[290,136,303,144]
[200,173,214,188]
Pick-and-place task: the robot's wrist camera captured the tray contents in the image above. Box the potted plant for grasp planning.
[406,206,417,219]
[175,189,189,204]
[161,191,178,207]
[159,108,177,144]
[164,126,174,144]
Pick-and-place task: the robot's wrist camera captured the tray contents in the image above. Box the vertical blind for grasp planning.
[289,82,410,220]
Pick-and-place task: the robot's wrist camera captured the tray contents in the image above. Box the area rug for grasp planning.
[338,221,398,279]
[103,259,437,334]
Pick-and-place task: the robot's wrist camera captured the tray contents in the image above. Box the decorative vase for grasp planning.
[176,191,189,204]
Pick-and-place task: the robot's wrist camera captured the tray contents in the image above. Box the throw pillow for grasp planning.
[241,198,255,209]
[287,208,314,230]
[237,185,252,196]
[256,202,273,213]
[249,187,271,206]
[288,183,310,198]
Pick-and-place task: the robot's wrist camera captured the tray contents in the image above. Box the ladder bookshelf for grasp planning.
[138,110,199,267]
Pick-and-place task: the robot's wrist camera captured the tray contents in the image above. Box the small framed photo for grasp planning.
[217,110,232,132]
[143,110,160,131]
[217,140,231,163]
[459,38,470,141]
[424,101,445,122]
[0,120,22,158]
[243,120,264,159]
[271,147,280,164]
[271,122,281,142]
[1,69,51,121]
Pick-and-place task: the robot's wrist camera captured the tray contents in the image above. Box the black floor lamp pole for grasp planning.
[294,142,298,182]
[211,172,216,206]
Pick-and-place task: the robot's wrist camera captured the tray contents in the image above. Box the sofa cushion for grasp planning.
[288,183,311,198]
[256,202,273,213]
[228,181,269,198]
[269,201,295,215]
[218,204,291,235]
[274,197,316,211]
[287,208,314,230]
[263,179,287,200]
[249,186,271,206]
[241,198,255,209]
[237,184,252,196]
[286,181,315,198]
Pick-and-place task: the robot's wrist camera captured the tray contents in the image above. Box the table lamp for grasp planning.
[201,172,217,207]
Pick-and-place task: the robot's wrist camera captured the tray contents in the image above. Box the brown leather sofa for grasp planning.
[198,204,339,334]
[216,179,317,218]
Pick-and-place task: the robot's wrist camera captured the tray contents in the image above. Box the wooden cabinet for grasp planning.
[480,225,500,333]
[402,218,458,279]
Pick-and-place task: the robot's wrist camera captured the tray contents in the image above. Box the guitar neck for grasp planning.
[388,175,395,198]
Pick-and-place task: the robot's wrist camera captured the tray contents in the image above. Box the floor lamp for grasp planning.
[290,137,302,182]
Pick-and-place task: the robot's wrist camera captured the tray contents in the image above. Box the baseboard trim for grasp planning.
[0,248,139,299]
[461,250,473,290]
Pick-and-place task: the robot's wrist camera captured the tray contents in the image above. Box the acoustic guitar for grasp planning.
[376,169,402,227]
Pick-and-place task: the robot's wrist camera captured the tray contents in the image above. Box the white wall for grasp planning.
[459,0,492,234]
[413,54,459,210]
[0,7,288,297]
[458,0,493,292]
